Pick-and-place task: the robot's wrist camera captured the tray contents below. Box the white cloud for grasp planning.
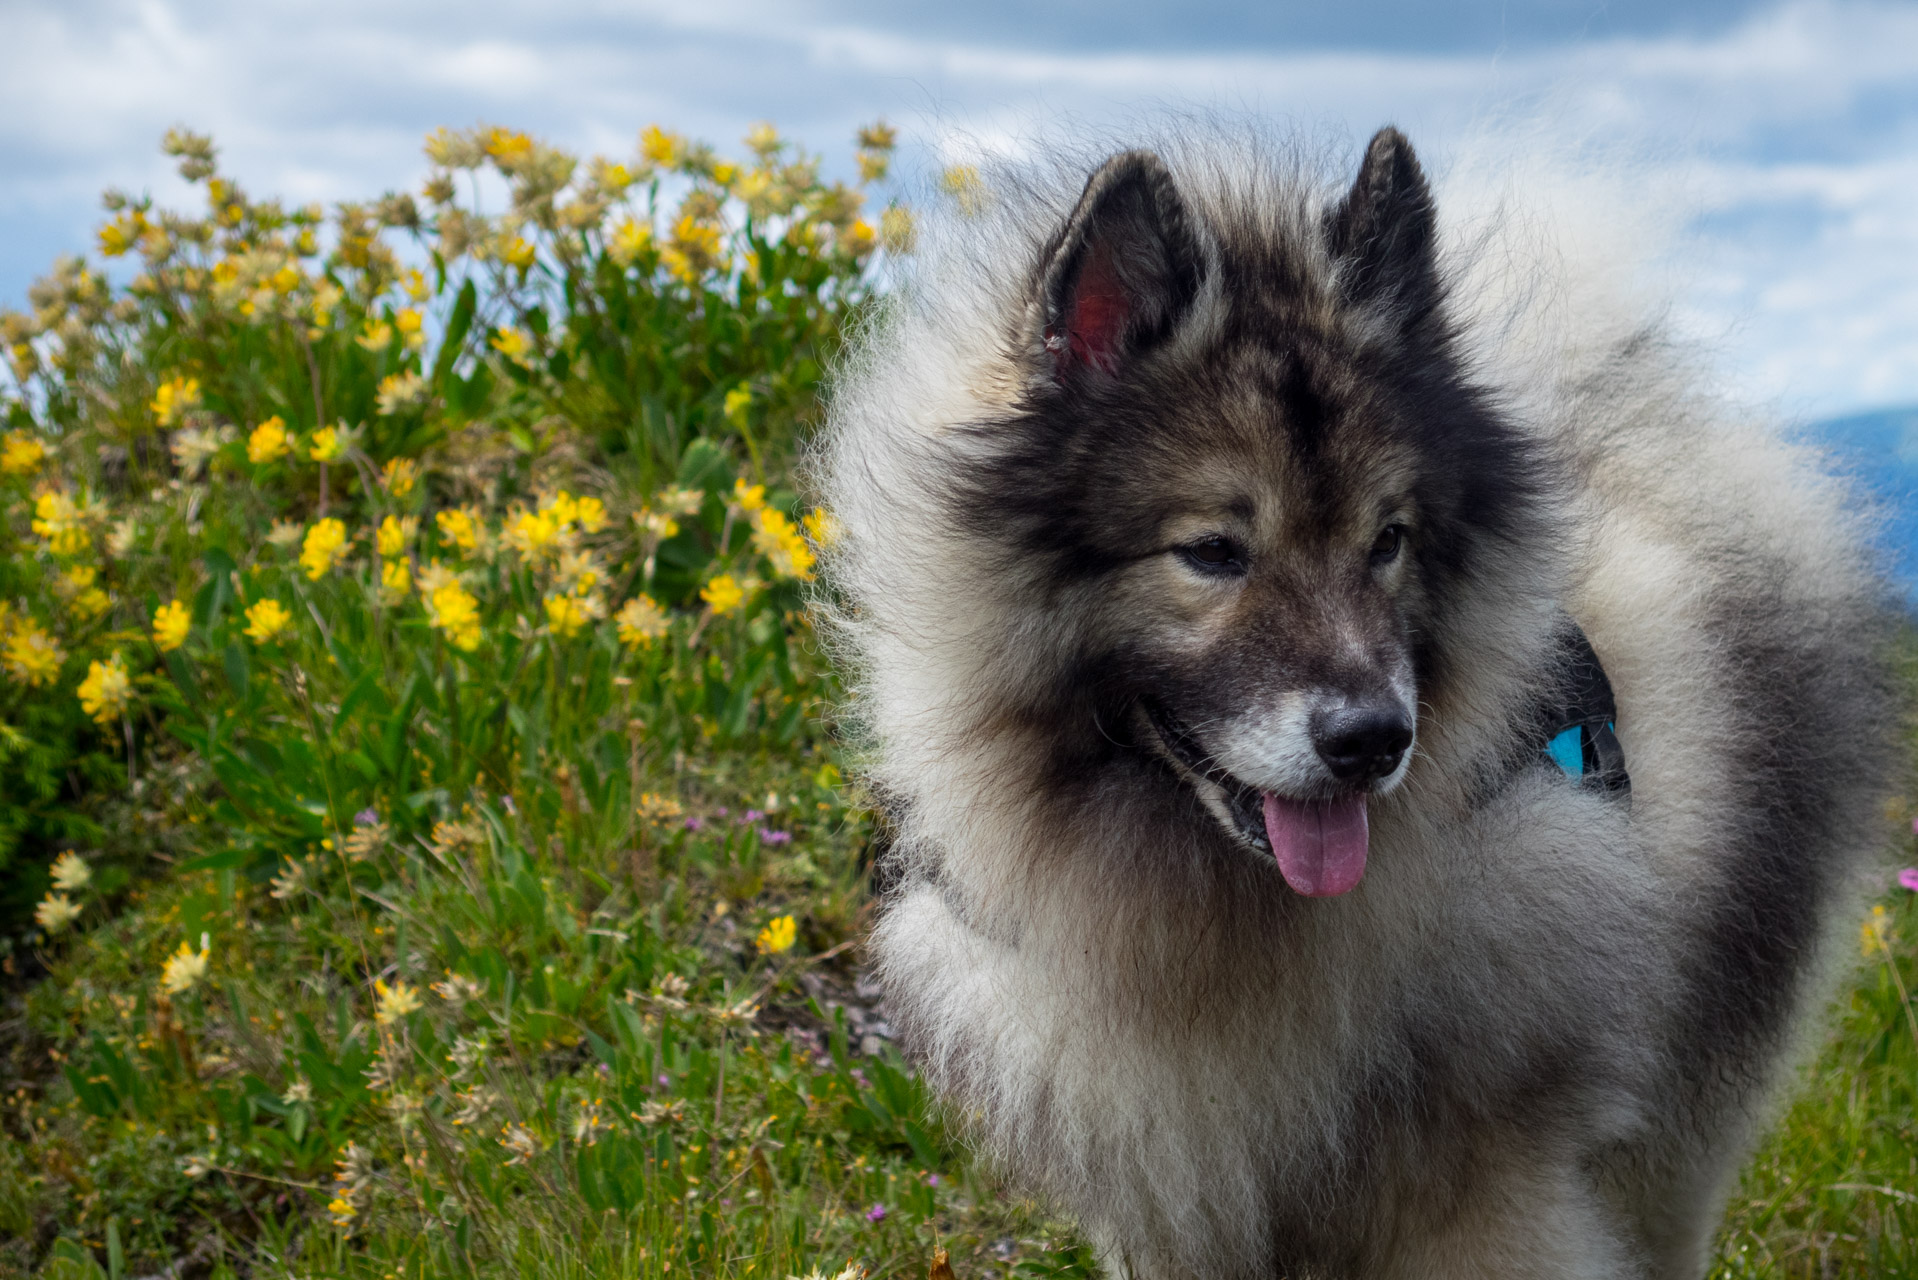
[1,0,1914,414]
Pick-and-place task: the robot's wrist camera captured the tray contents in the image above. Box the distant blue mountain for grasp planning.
[1805,406,1918,603]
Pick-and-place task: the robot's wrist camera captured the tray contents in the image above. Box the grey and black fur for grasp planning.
[813,123,1901,1278]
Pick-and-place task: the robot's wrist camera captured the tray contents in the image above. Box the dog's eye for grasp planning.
[1181,536,1245,574]
[1370,524,1405,566]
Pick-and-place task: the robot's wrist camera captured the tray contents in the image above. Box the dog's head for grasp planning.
[963,130,1551,895]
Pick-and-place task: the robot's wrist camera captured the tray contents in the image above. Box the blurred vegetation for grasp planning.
[0,120,1910,1279]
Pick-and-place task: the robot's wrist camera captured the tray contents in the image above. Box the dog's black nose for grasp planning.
[1311,704,1413,782]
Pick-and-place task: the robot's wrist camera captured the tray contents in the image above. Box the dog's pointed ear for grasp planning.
[1039,151,1204,382]
[1326,128,1439,323]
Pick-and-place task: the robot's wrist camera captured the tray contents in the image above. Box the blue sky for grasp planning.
[3,0,1917,421]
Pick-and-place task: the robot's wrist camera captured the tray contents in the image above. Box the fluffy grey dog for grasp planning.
[813,124,1900,1278]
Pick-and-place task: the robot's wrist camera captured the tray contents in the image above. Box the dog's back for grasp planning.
[815,123,1900,1279]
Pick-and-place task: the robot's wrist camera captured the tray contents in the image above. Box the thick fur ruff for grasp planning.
[812,123,1901,1279]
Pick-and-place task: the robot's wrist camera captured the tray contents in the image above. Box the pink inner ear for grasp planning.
[1063,242,1130,375]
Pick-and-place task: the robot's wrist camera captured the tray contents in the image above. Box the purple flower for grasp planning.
[741,809,764,824]
[924,1172,940,1186]
[684,816,705,831]
[1898,868,1918,893]
[865,1203,886,1223]
[715,806,730,818]
[657,1074,670,1088]
[759,829,792,846]
[353,807,380,826]
[850,1067,869,1090]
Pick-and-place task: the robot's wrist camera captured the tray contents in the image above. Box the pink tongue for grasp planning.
[1263,792,1369,897]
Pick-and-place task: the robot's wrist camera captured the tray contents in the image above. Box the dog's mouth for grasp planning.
[1141,699,1371,897]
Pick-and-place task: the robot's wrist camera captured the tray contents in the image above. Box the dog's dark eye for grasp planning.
[1370,524,1405,566]
[1181,536,1245,574]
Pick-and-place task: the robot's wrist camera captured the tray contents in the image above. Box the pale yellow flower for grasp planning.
[615,595,669,648]
[503,507,563,562]
[382,457,420,497]
[755,914,797,956]
[2,622,64,686]
[299,518,349,580]
[436,507,481,553]
[490,327,532,363]
[636,792,683,825]
[572,494,607,532]
[32,491,89,556]
[150,375,201,427]
[77,653,131,725]
[161,935,211,995]
[307,426,344,464]
[751,507,815,580]
[375,514,417,558]
[244,599,292,644]
[732,478,766,513]
[151,599,191,652]
[375,370,427,415]
[374,978,423,1024]
[802,506,840,549]
[1,431,45,476]
[640,125,682,167]
[35,894,82,934]
[724,385,752,426]
[700,573,746,616]
[395,307,425,348]
[50,851,92,892]
[265,519,305,549]
[247,416,291,464]
[879,204,916,254]
[544,592,589,638]
[1862,904,1891,957]
[940,165,987,217]
[357,320,393,350]
[427,581,482,651]
[380,558,412,598]
[609,218,652,266]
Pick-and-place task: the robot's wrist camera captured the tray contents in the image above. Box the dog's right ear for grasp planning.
[1038,151,1204,383]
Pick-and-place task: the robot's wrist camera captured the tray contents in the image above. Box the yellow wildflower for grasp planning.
[732,478,766,513]
[491,327,532,363]
[503,506,563,561]
[842,219,876,257]
[308,426,344,464]
[548,491,581,526]
[375,370,427,415]
[382,457,419,497]
[402,268,431,301]
[802,506,840,549]
[161,936,211,995]
[436,507,482,554]
[243,599,292,644]
[940,165,987,217]
[35,894,82,934]
[636,508,679,540]
[33,491,90,556]
[1862,904,1891,957]
[500,237,537,270]
[376,514,417,558]
[374,978,423,1024]
[98,212,145,257]
[272,263,301,292]
[751,507,815,580]
[663,214,723,285]
[1,431,45,476]
[640,125,682,167]
[266,519,304,549]
[152,599,191,652]
[395,307,425,348]
[544,592,589,638]
[700,574,746,616]
[615,595,669,648]
[724,385,752,426]
[484,127,534,164]
[427,581,483,651]
[357,320,393,350]
[755,914,797,956]
[609,218,652,266]
[636,792,683,824]
[50,851,92,892]
[299,518,349,580]
[70,584,112,620]
[573,494,607,532]
[150,375,201,426]
[327,1197,357,1228]
[77,653,131,725]
[247,416,291,464]
[879,204,916,254]
[2,621,64,686]
[381,558,412,598]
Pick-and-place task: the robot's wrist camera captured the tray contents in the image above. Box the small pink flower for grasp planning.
[865,1202,886,1222]
[1898,867,1918,893]
[760,828,792,845]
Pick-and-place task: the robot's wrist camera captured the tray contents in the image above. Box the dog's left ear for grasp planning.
[1039,151,1205,382]
[1326,128,1439,327]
